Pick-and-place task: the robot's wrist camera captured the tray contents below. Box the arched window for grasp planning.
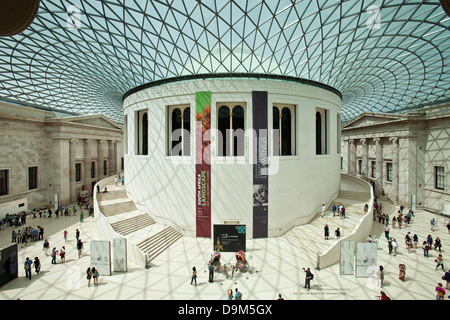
[232,105,245,156]
[217,104,245,157]
[168,106,190,156]
[136,110,148,155]
[273,105,296,156]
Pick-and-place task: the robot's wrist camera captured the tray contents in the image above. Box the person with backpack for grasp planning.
[24,257,33,280]
[303,267,313,290]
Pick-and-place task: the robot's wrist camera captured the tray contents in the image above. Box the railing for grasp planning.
[315,174,374,270]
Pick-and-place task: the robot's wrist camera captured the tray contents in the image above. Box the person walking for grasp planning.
[60,246,66,263]
[86,267,93,287]
[76,229,80,243]
[324,224,329,240]
[423,241,430,257]
[63,230,68,243]
[34,257,40,275]
[443,270,450,290]
[392,239,398,256]
[208,262,214,283]
[435,254,444,271]
[11,230,16,243]
[435,283,446,300]
[376,266,384,288]
[384,224,389,240]
[388,238,393,255]
[77,239,84,258]
[413,234,418,249]
[43,239,50,256]
[51,247,58,264]
[24,257,33,280]
[190,266,197,287]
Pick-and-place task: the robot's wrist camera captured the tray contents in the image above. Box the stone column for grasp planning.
[84,139,93,195]
[360,138,368,178]
[347,139,356,175]
[69,138,78,202]
[374,137,384,189]
[109,140,117,175]
[97,140,106,179]
[390,136,399,201]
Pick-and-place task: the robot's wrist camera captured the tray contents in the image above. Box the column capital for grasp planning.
[84,138,94,144]
[389,136,399,144]
[360,138,367,145]
[348,139,354,144]
[373,137,382,144]
[69,138,79,144]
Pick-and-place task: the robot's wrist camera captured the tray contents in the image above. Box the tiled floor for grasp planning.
[0,183,448,300]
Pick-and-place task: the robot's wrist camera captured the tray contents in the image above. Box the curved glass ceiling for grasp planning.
[0,0,449,124]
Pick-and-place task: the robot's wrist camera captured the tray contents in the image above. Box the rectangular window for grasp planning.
[337,113,341,154]
[28,166,38,190]
[103,160,107,176]
[316,108,329,155]
[386,162,393,182]
[435,166,445,190]
[0,169,8,196]
[358,159,362,175]
[121,158,124,171]
[75,163,81,182]
[91,161,96,179]
[371,161,376,178]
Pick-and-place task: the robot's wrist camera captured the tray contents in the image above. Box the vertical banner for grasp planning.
[90,241,111,276]
[355,242,378,277]
[339,240,355,275]
[252,91,268,238]
[113,238,127,272]
[195,91,212,238]
[0,243,18,287]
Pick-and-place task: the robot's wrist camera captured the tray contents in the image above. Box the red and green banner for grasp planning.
[195,91,211,238]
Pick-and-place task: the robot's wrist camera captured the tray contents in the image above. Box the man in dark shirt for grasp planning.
[303,267,313,290]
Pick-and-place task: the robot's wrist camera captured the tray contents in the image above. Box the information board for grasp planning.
[213,225,246,252]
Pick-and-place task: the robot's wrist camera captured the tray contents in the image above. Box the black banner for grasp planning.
[252,91,268,238]
[0,243,18,287]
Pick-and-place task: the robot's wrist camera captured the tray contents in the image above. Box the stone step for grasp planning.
[137,227,182,262]
[99,200,137,217]
[111,214,156,236]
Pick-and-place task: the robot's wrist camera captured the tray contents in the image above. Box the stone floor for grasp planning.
[0,182,449,300]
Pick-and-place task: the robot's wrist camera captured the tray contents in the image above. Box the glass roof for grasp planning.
[0,0,449,124]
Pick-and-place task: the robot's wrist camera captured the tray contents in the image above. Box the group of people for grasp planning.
[11,225,45,247]
[324,224,341,240]
[86,267,100,287]
[331,203,346,219]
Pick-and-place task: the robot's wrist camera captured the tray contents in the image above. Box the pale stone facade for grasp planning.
[0,102,123,213]
[341,102,450,214]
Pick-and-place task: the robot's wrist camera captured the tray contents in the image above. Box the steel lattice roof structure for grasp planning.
[0,0,449,124]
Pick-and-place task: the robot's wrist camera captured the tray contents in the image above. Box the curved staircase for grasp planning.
[96,184,182,265]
